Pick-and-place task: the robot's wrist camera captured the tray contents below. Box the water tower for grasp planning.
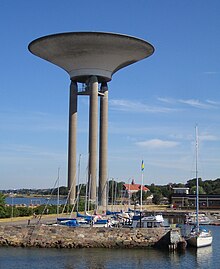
[28,32,154,207]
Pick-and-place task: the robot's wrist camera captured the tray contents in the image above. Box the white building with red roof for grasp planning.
[123,179,149,195]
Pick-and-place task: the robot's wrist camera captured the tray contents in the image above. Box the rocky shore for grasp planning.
[0,225,168,249]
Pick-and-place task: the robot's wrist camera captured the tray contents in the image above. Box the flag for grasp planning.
[141,160,144,171]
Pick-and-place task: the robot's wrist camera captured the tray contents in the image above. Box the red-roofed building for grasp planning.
[119,180,152,205]
[123,179,149,195]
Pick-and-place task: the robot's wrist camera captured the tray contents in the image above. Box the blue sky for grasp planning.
[0,0,220,189]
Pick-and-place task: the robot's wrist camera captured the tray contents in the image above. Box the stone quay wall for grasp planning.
[0,225,166,249]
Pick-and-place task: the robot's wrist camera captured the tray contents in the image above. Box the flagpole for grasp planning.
[141,160,144,212]
[140,173,143,212]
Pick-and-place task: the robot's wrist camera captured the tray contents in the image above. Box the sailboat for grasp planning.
[187,126,213,248]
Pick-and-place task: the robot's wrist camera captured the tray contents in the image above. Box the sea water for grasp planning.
[0,226,219,269]
[5,196,66,206]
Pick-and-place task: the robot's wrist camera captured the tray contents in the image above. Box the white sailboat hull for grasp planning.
[188,232,212,248]
[187,127,213,248]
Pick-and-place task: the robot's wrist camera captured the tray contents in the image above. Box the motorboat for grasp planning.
[131,214,164,228]
[185,212,211,225]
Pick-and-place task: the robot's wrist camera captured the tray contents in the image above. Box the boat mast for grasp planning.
[84,174,88,214]
[128,178,131,208]
[84,156,90,214]
[195,125,199,232]
[106,179,109,212]
[76,154,81,212]
[111,178,114,211]
[57,167,60,218]
[114,181,117,208]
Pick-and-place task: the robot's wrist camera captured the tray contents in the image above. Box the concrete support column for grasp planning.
[99,82,108,207]
[88,76,99,201]
[68,81,78,204]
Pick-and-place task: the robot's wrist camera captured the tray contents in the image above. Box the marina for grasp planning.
[1,2,220,269]
[0,225,219,269]
[1,207,219,251]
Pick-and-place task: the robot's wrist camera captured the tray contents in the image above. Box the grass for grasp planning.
[0,205,170,223]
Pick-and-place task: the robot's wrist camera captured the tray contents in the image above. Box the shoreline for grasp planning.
[0,224,184,250]
[1,206,220,225]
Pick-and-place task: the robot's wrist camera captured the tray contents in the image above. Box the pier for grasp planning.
[0,224,185,250]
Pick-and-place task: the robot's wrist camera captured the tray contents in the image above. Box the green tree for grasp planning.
[132,190,151,204]
[152,193,162,205]
[186,178,203,188]
[108,180,125,203]
[54,186,68,195]
[108,179,117,203]
[0,193,5,205]
[203,181,213,194]
[190,186,206,194]
[0,193,6,218]
[212,188,220,194]
[77,184,86,196]
[147,184,161,194]
[160,186,172,198]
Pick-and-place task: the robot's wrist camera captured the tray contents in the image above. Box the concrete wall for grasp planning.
[0,225,166,248]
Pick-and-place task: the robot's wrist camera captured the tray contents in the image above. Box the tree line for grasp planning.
[2,178,220,197]
[1,177,220,209]
[0,193,93,219]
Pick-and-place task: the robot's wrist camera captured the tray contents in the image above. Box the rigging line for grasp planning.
[70,184,83,218]
[195,125,200,232]
[37,168,60,224]
[61,161,89,215]
[76,154,82,212]
[28,170,60,244]
[84,162,89,214]
[87,173,92,212]
[61,171,77,215]
[99,179,108,198]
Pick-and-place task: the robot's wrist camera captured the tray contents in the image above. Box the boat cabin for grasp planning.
[131,214,164,228]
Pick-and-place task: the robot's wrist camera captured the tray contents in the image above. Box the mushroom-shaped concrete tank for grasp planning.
[28,32,154,207]
[28,32,154,82]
